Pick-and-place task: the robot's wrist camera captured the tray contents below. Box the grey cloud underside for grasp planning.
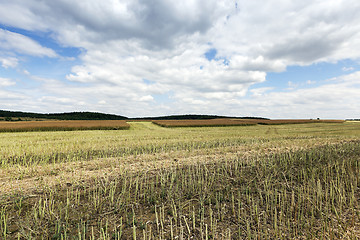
[44,0,218,48]
[2,0,360,58]
[267,36,339,63]
[0,0,219,48]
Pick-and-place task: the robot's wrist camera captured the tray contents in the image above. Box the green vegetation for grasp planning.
[0,110,268,121]
[0,110,128,121]
[1,122,360,239]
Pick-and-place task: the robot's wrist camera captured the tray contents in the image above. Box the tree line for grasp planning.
[1,110,269,121]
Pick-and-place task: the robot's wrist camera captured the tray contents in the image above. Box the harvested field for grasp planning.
[152,118,344,127]
[152,119,257,127]
[254,119,345,124]
[0,120,130,132]
[1,122,359,239]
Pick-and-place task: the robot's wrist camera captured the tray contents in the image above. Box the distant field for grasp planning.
[0,120,130,132]
[0,119,345,132]
[254,119,345,124]
[153,119,257,127]
[0,122,359,239]
[153,118,345,127]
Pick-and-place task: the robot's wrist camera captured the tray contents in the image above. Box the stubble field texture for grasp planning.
[152,119,344,127]
[0,121,360,239]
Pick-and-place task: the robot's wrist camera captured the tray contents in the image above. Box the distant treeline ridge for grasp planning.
[0,110,127,120]
[0,110,269,121]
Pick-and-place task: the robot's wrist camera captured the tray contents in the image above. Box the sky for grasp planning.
[0,0,360,119]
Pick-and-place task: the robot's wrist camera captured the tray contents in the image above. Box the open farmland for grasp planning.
[254,119,345,125]
[0,120,130,132]
[1,122,360,239]
[153,118,345,127]
[152,119,257,127]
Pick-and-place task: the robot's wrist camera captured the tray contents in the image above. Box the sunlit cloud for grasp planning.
[0,0,360,118]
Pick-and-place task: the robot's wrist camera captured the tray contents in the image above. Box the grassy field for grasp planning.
[1,122,360,239]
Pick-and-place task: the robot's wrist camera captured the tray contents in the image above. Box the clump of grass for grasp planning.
[1,141,359,239]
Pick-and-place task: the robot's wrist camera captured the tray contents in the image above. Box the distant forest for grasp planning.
[0,110,269,121]
[0,110,127,120]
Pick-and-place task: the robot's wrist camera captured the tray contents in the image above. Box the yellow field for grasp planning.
[0,122,359,239]
[153,118,344,127]
[152,118,257,127]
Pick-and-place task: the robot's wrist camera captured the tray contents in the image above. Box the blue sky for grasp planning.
[260,60,359,91]
[0,0,360,118]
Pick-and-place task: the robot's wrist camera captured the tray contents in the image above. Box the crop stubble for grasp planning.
[0,122,359,239]
[152,119,344,127]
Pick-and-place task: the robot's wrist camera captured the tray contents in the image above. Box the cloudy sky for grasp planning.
[0,0,359,118]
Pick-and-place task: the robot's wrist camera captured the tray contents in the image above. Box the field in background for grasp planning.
[0,118,345,132]
[152,119,257,127]
[0,120,130,132]
[1,122,360,239]
[153,119,345,127]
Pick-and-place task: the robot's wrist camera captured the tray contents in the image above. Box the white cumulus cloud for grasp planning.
[0,29,57,57]
[0,0,360,117]
[0,57,18,68]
